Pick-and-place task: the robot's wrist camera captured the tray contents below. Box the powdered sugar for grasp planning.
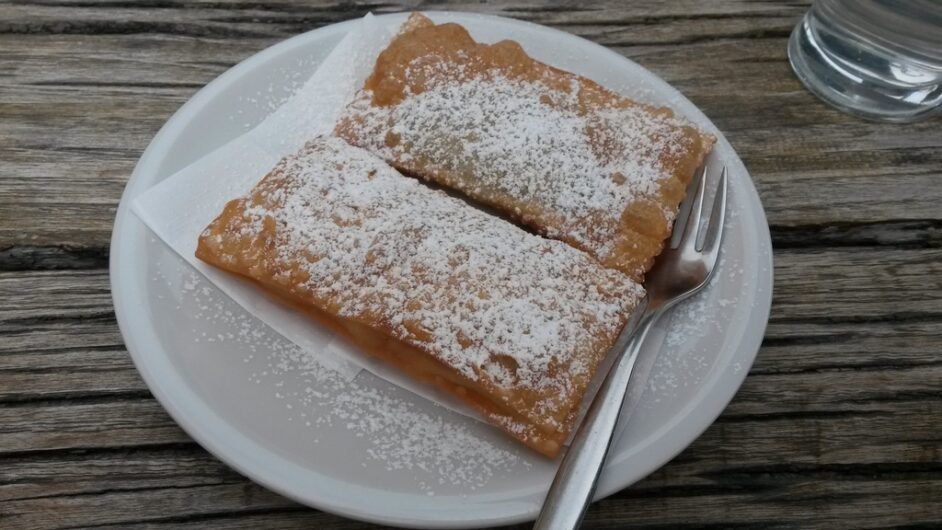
[202,137,643,427]
[640,202,745,405]
[167,264,529,492]
[341,71,698,254]
[266,341,528,490]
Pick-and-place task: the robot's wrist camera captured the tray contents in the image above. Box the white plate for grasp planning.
[110,12,773,529]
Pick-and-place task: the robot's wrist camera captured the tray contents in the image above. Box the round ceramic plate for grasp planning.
[111,11,773,529]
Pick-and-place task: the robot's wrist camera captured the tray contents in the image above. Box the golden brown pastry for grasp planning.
[336,13,714,281]
[196,137,643,457]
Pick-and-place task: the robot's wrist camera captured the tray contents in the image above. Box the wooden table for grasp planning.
[2,1,940,528]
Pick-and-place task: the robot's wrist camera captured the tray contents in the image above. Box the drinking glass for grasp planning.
[788,0,942,122]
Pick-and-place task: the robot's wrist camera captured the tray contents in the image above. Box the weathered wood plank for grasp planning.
[1,482,311,530]
[0,399,189,454]
[772,248,942,320]
[2,469,939,529]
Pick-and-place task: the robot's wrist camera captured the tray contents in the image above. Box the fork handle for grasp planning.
[533,308,661,530]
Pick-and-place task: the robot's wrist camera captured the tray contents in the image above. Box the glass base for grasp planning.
[788,14,942,123]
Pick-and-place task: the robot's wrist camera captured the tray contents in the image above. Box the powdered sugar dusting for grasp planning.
[202,137,643,430]
[169,265,529,492]
[267,342,528,490]
[641,200,745,404]
[341,71,697,255]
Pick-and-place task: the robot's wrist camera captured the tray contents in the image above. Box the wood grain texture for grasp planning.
[1,0,940,528]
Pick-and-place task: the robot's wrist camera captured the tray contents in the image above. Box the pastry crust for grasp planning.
[336,13,714,281]
[196,137,643,457]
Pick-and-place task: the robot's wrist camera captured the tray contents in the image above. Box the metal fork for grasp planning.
[534,163,728,530]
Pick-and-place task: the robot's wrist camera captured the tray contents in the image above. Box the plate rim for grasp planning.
[110,11,773,528]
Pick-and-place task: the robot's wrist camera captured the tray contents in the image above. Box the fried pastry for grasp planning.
[336,13,714,281]
[196,136,644,457]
